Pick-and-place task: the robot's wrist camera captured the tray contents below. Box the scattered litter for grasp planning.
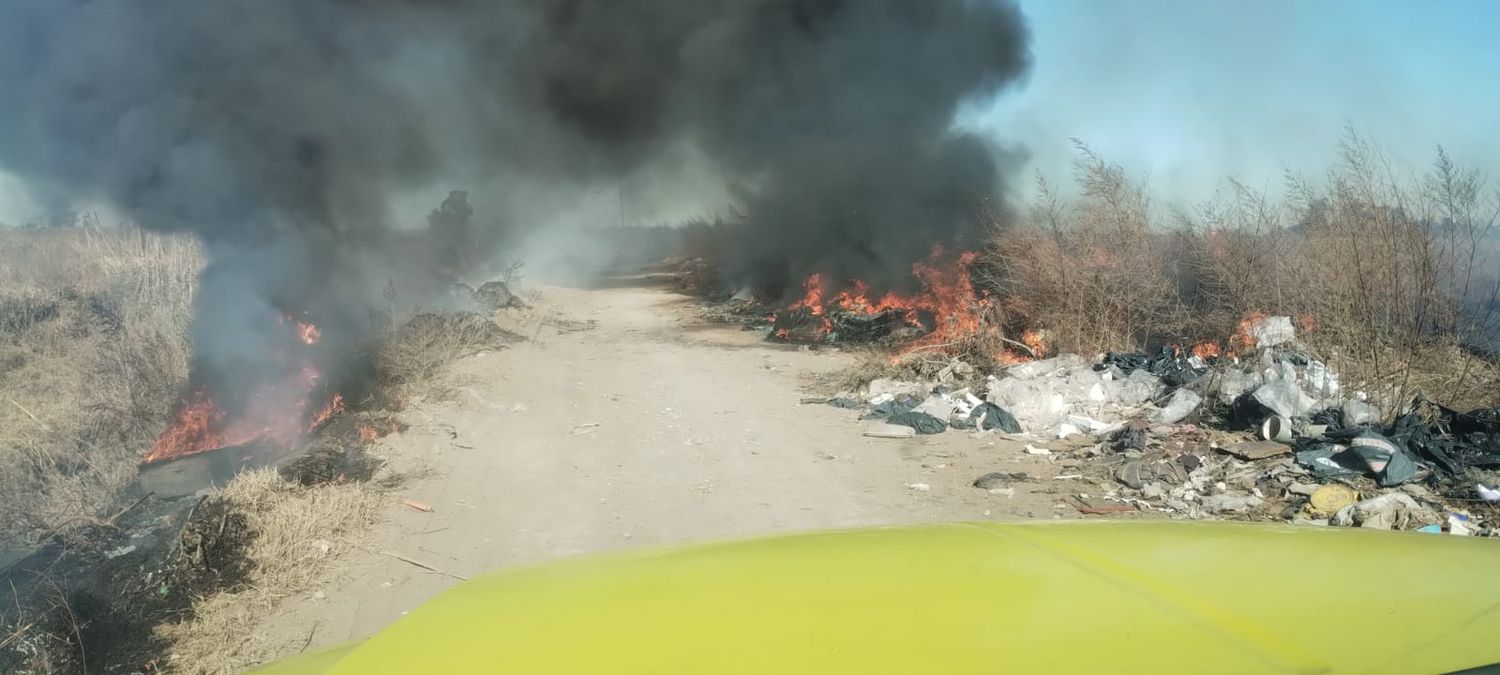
[1261,416,1294,443]
[886,411,947,435]
[401,499,435,513]
[1342,400,1382,426]
[804,329,1498,533]
[972,472,1028,490]
[1448,513,1474,536]
[1332,493,1440,530]
[1070,496,1136,515]
[1115,461,1147,490]
[1153,389,1202,424]
[1219,440,1292,461]
[867,378,928,402]
[104,545,137,560]
[570,422,601,435]
[954,403,1022,433]
[1247,315,1296,347]
[863,423,916,439]
[1307,484,1359,516]
[509,403,528,413]
[906,483,931,492]
[1253,379,1316,419]
[1199,493,1264,514]
[1108,424,1148,452]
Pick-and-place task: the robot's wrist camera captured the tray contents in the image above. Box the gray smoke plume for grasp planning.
[0,0,1030,414]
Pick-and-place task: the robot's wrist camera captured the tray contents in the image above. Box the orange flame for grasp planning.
[1021,329,1048,358]
[774,246,984,350]
[1232,311,1267,351]
[296,320,321,345]
[144,313,342,465]
[1191,341,1223,359]
[310,393,344,429]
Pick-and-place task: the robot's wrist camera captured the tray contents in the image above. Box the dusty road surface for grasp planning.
[256,275,1073,658]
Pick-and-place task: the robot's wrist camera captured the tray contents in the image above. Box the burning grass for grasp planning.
[779,134,1500,412]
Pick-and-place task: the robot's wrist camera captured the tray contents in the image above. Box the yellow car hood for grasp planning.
[255,521,1500,674]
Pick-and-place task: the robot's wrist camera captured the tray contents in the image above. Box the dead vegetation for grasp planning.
[983,131,1500,412]
[373,310,524,402]
[154,467,394,673]
[0,223,520,672]
[0,225,199,544]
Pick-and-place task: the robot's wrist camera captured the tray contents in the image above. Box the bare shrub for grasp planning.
[988,133,1500,411]
[983,143,1183,355]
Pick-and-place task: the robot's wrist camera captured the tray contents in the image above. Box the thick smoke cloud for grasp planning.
[0,0,1030,408]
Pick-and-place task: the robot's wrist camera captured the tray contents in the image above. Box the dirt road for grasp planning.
[257,276,1067,657]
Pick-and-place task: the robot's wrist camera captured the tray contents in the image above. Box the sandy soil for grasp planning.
[254,276,1084,658]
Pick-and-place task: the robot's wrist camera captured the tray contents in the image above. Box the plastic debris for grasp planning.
[1248,315,1296,347]
[866,378,928,403]
[953,402,1021,433]
[1479,484,1500,503]
[1153,389,1202,424]
[1346,430,1420,487]
[1024,444,1052,456]
[863,423,916,439]
[1307,484,1358,516]
[1342,399,1381,427]
[1331,493,1440,530]
[906,483,931,492]
[1220,440,1292,461]
[1199,493,1264,513]
[1252,379,1317,419]
[886,411,947,435]
[972,472,1028,490]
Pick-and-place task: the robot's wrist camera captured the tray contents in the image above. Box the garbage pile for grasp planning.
[819,315,1500,535]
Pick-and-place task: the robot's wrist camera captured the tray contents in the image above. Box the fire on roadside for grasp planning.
[771,246,1048,365]
[1191,341,1223,359]
[142,316,343,465]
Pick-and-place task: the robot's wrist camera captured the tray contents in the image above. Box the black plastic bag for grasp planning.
[862,395,920,420]
[954,403,1021,433]
[886,411,947,435]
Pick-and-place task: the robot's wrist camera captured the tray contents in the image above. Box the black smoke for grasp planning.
[0,0,1030,412]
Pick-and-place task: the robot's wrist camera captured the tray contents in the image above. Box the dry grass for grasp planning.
[0,225,200,543]
[373,311,522,402]
[154,469,391,674]
[985,131,1500,412]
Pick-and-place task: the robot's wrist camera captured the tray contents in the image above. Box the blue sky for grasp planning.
[966,0,1500,205]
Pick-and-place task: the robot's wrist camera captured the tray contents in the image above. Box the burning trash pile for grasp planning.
[818,314,1500,534]
[769,247,985,347]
